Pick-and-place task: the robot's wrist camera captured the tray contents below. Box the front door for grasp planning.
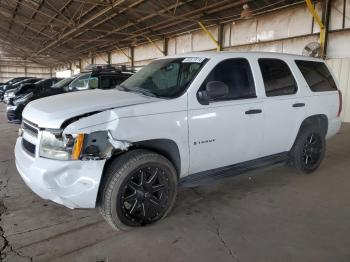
[188,58,264,174]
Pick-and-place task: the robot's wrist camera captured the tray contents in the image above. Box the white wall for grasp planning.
[0,57,52,83]
[56,70,71,78]
[53,2,350,121]
[134,40,164,67]
[55,2,350,71]
[327,58,350,122]
[94,53,108,64]
[111,49,130,65]
[81,57,91,70]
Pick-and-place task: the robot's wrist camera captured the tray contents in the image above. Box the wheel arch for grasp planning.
[130,139,182,176]
[291,114,328,150]
[96,139,181,207]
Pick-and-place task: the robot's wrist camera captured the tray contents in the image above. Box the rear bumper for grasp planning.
[15,137,106,208]
[326,117,342,139]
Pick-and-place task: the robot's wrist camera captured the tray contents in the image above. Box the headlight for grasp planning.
[39,130,85,161]
[7,91,15,98]
[13,92,33,106]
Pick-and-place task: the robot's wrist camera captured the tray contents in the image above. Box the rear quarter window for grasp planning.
[295,60,337,92]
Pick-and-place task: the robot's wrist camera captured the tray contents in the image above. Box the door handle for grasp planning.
[245,109,262,115]
[292,103,305,108]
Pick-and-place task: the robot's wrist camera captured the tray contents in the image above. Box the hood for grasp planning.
[23,89,160,128]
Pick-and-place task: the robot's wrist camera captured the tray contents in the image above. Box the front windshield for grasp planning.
[68,73,98,91]
[34,79,47,85]
[120,57,207,98]
[68,73,91,91]
[52,77,73,89]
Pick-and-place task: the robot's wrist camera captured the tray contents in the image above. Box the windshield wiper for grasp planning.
[117,85,158,98]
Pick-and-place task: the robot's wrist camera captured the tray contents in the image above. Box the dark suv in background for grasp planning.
[6,65,135,123]
[67,65,134,92]
[0,77,28,88]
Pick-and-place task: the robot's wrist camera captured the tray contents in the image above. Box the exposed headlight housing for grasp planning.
[6,91,15,98]
[39,130,85,161]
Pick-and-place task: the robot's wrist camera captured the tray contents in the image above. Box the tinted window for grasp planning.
[52,77,74,89]
[199,58,256,101]
[100,75,123,89]
[295,60,337,92]
[259,59,297,96]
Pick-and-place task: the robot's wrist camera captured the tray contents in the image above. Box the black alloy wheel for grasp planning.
[302,133,323,169]
[119,166,170,226]
[290,124,326,174]
[99,149,178,230]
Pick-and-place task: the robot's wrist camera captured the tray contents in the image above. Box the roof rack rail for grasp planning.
[82,64,137,73]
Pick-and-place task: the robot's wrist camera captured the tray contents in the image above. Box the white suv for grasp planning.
[15,52,342,229]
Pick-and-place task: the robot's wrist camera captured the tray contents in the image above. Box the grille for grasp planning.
[22,139,36,156]
[22,121,38,137]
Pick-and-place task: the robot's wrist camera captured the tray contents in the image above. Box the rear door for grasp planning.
[258,58,306,155]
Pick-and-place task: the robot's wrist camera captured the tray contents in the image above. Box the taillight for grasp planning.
[337,90,342,117]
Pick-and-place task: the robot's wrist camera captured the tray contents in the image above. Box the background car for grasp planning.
[67,65,134,92]
[7,66,134,123]
[0,77,29,88]
[10,77,63,101]
[2,78,41,103]
[0,77,31,101]
[7,77,69,123]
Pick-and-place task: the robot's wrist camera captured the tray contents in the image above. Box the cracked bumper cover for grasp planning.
[15,137,106,209]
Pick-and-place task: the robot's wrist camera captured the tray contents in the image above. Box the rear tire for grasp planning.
[289,125,326,174]
[99,149,178,230]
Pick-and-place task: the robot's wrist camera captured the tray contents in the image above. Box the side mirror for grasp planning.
[198,81,229,105]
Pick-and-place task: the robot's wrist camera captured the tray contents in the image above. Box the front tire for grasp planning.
[99,149,178,230]
[290,125,326,174]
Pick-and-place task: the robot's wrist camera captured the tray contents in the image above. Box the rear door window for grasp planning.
[259,58,297,97]
[295,60,337,92]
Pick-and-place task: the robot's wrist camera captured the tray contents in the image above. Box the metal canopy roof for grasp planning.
[0,0,303,66]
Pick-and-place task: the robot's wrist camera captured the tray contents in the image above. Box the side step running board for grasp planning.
[180,152,288,187]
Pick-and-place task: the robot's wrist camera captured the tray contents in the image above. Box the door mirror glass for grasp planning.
[198,81,229,105]
[197,58,256,105]
[206,81,229,99]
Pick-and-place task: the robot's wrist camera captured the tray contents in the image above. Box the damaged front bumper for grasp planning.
[15,137,106,208]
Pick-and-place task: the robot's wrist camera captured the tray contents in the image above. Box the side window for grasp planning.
[69,73,91,91]
[199,58,256,101]
[100,75,125,89]
[295,60,337,92]
[258,59,297,97]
